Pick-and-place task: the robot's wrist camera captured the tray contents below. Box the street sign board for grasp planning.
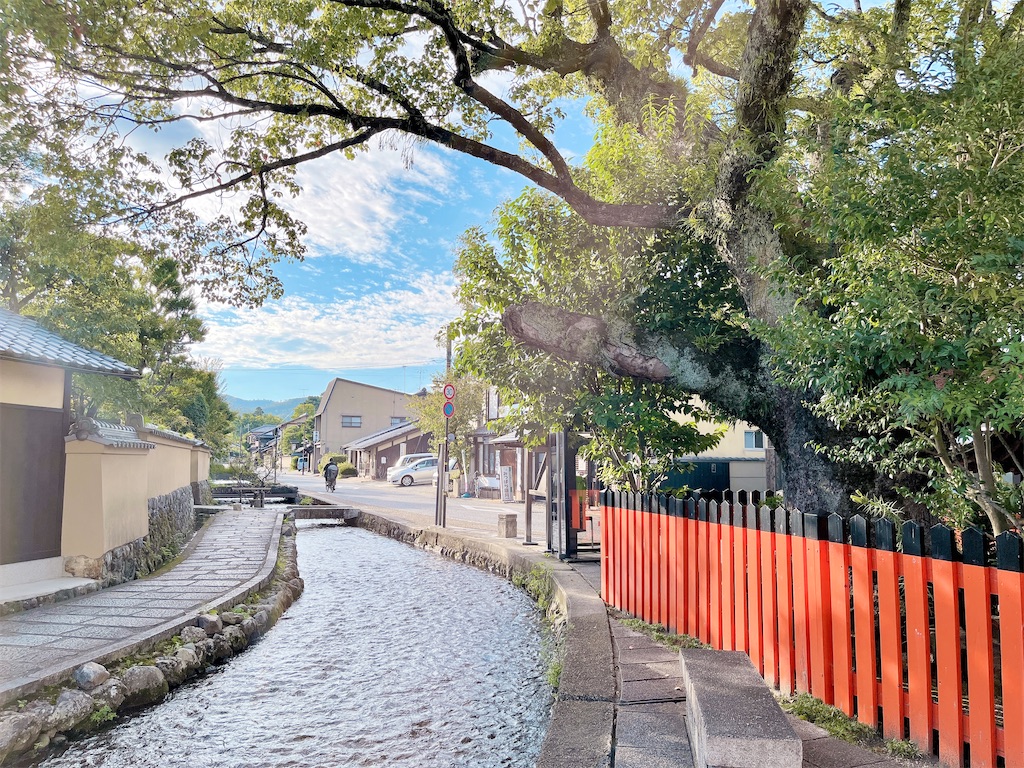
[443,401,455,418]
[442,383,456,400]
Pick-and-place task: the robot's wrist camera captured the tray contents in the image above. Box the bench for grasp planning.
[679,648,802,768]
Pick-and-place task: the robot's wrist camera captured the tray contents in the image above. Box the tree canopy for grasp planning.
[282,396,321,448]
[8,0,1024,530]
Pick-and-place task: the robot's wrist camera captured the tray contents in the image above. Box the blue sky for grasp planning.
[177,107,596,403]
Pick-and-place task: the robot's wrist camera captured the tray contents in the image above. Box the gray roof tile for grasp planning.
[0,308,138,377]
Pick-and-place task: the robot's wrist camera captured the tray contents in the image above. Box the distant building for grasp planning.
[343,420,433,479]
[311,378,417,467]
[667,404,770,494]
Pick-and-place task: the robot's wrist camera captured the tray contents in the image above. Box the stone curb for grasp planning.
[353,510,615,768]
[0,513,284,708]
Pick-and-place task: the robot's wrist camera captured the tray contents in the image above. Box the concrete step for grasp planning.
[680,648,802,768]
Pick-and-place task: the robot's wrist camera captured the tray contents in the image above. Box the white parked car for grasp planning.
[385,453,435,482]
[389,456,439,486]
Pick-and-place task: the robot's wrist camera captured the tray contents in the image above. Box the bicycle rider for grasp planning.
[323,458,340,492]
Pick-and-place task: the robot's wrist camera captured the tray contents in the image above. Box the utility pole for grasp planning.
[435,331,453,527]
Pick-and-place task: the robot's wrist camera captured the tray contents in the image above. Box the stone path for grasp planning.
[0,509,281,706]
[611,620,694,768]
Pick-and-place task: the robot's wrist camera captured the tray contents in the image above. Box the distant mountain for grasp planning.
[223,395,308,420]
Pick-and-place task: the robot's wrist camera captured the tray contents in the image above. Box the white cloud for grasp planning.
[192,272,459,370]
[121,101,456,266]
[290,142,454,262]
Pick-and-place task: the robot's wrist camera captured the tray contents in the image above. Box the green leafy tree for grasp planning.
[406,375,490,474]
[8,0,1024,528]
[454,218,727,493]
[282,397,320,449]
[233,408,282,436]
[761,32,1024,533]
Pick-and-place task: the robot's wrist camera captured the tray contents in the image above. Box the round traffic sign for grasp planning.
[442,383,456,400]
[443,401,455,418]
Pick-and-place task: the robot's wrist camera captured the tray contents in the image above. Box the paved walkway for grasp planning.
[0,502,921,768]
[568,561,911,768]
[0,509,281,706]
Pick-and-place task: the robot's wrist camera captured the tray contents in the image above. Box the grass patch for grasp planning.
[780,693,926,760]
[779,693,876,743]
[546,658,563,689]
[614,612,708,650]
[885,738,923,759]
[512,564,555,613]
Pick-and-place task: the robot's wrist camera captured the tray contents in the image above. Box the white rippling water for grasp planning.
[35,524,553,768]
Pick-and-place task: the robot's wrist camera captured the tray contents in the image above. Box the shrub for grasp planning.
[209,462,232,480]
[318,453,347,473]
[338,461,358,477]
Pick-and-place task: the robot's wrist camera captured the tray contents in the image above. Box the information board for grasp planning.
[500,465,514,503]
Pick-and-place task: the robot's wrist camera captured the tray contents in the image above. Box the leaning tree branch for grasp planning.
[685,0,730,73]
[144,131,381,216]
[685,51,740,80]
[500,302,769,421]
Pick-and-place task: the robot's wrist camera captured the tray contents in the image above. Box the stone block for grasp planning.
[679,648,801,768]
[497,513,517,538]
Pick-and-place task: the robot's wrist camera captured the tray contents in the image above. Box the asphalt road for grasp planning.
[278,469,549,541]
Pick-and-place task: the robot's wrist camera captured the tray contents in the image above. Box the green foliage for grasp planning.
[89,705,116,727]
[885,739,923,759]
[209,462,232,480]
[281,397,319,448]
[778,694,877,745]
[454,209,727,493]
[234,409,283,436]
[546,658,563,689]
[0,184,236,453]
[512,564,556,613]
[317,453,347,473]
[619,617,708,650]
[762,14,1024,532]
[406,373,491,465]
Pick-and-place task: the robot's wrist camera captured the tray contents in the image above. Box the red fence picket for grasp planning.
[599,495,1024,768]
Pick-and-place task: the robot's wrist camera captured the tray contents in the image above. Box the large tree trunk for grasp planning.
[756,387,870,517]
[502,301,872,517]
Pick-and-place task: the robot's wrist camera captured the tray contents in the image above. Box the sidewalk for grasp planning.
[0,501,917,768]
[0,509,281,707]
[568,561,909,768]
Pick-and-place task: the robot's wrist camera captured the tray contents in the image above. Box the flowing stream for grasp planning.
[36,523,553,767]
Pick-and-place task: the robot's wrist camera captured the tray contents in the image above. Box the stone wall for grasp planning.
[64,486,197,586]
[191,479,213,506]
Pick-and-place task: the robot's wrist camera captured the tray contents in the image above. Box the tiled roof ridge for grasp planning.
[68,418,156,450]
[125,413,205,446]
[0,308,138,378]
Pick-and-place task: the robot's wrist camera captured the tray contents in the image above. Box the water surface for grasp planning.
[37,524,552,767]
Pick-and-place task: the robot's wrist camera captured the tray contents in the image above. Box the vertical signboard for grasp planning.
[500,465,514,503]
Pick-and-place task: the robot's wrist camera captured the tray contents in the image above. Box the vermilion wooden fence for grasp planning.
[599,490,1024,768]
